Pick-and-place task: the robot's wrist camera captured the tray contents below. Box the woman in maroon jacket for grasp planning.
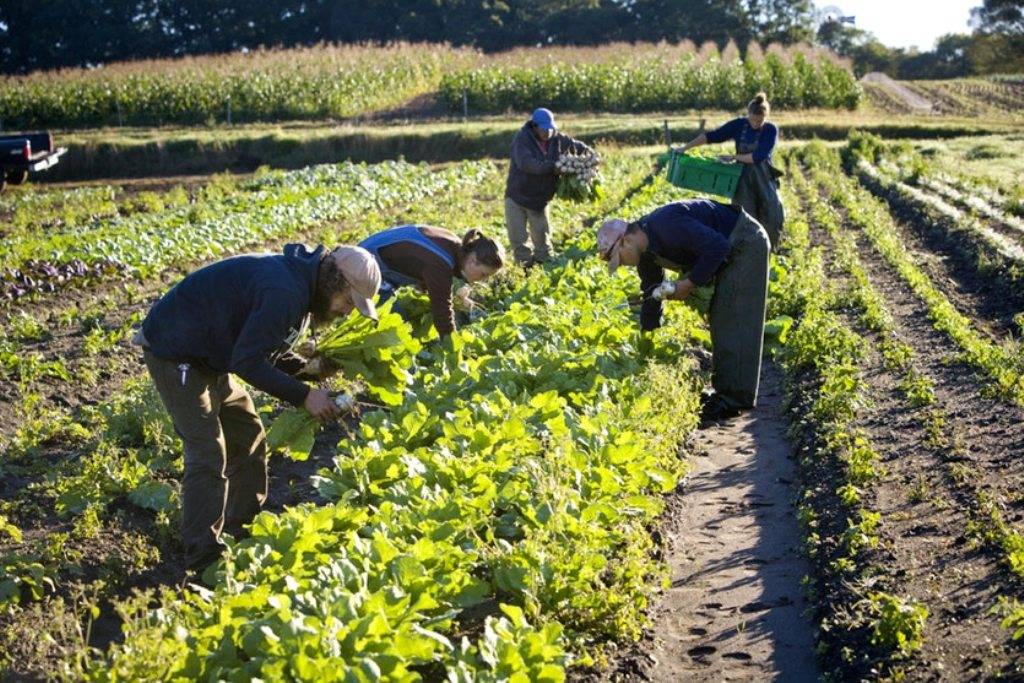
[359,225,504,337]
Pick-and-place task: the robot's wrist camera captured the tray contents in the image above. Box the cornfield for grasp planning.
[440,41,861,112]
[0,44,470,129]
[0,41,860,129]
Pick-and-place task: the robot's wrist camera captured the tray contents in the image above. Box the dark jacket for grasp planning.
[505,122,590,211]
[636,200,741,331]
[142,243,321,406]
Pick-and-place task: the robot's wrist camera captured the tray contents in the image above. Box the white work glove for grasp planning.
[333,393,357,412]
[652,281,676,301]
[455,284,473,310]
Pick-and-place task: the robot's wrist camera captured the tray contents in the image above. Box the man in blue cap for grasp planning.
[505,107,592,266]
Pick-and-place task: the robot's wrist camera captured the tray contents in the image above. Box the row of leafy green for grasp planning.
[1,160,491,304]
[0,157,508,619]
[836,137,1024,405]
[770,150,928,677]
[0,183,195,237]
[440,51,860,114]
[797,142,1024,651]
[0,155,525,613]
[847,133,1024,266]
[79,167,709,680]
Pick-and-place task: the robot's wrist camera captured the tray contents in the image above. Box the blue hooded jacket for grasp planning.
[141,243,322,406]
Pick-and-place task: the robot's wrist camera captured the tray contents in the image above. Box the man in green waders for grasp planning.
[675,92,784,248]
[597,199,770,426]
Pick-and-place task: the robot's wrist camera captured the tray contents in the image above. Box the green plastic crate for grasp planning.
[665,152,743,199]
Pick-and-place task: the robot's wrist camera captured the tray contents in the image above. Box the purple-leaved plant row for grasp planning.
[2,258,127,302]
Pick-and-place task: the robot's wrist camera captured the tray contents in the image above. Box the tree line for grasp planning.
[1,0,1021,78]
[819,0,1024,78]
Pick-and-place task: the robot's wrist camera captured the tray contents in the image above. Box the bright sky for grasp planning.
[815,0,978,50]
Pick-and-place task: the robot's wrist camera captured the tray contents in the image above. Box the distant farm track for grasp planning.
[863,73,1024,117]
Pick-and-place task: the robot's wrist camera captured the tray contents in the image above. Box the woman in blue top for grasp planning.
[358,225,504,337]
[675,92,785,248]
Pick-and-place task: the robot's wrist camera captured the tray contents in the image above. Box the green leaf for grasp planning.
[266,409,318,461]
[129,479,177,514]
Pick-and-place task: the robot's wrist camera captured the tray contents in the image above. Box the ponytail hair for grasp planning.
[461,229,505,269]
[748,91,770,116]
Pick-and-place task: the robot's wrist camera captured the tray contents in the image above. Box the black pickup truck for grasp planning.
[0,132,67,192]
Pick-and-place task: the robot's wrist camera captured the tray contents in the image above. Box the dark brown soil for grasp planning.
[0,277,181,439]
[854,244,1024,513]
[853,166,1024,337]
[810,180,1024,678]
[836,186,1024,526]
[573,365,822,683]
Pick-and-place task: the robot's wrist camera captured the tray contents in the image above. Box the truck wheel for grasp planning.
[6,170,28,186]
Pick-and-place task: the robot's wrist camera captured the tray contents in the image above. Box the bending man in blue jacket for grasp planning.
[133,244,381,570]
[598,199,770,426]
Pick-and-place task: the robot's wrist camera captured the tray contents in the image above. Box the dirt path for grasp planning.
[862,72,934,114]
[645,364,820,682]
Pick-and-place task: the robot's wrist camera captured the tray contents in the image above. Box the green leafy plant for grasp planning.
[82,151,704,680]
[867,592,928,656]
[266,304,422,460]
[992,597,1024,641]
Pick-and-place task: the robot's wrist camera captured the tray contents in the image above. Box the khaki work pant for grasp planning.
[144,351,267,568]
[505,197,552,265]
[709,212,770,409]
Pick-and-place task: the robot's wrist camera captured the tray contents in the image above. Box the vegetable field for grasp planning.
[863,75,1024,117]
[3,126,1024,681]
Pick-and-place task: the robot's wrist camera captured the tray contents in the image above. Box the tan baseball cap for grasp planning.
[332,246,381,320]
[596,219,628,275]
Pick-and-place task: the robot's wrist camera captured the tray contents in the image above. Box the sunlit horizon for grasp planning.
[816,0,978,50]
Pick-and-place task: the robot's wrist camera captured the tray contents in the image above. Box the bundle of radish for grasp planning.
[555,150,604,202]
[266,302,421,460]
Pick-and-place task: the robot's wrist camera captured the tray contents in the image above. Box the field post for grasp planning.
[462,90,468,121]
[663,119,671,148]
[227,95,232,125]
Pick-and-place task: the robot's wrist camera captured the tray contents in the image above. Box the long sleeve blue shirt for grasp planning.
[705,117,778,163]
[636,200,740,330]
